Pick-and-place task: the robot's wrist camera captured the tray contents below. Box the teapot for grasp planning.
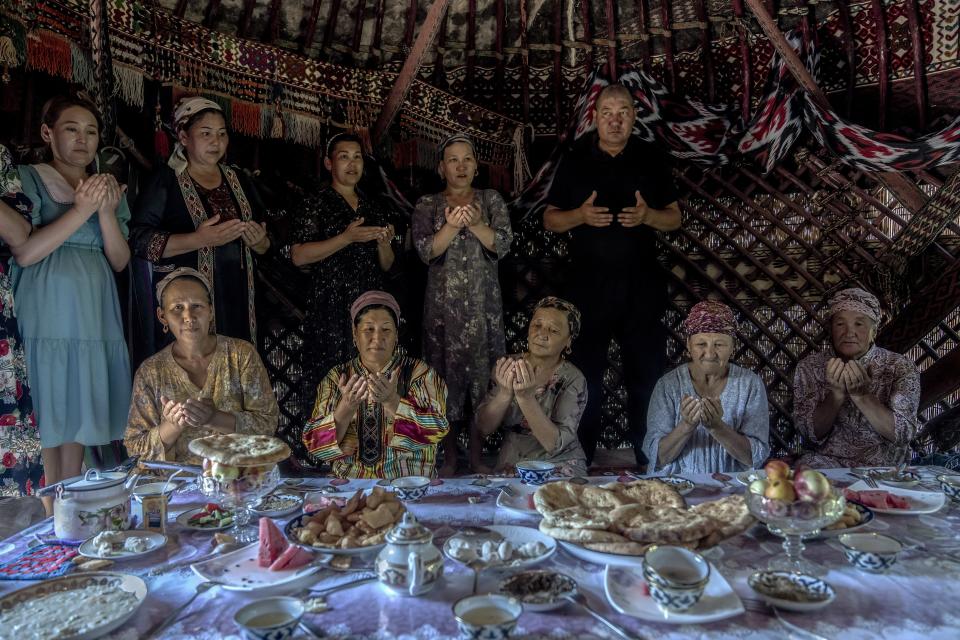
[375,512,444,596]
[50,468,140,541]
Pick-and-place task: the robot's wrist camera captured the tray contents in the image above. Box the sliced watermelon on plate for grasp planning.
[258,517,288,567]
[269,544,313,571]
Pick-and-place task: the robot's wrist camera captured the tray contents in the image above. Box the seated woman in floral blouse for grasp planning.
[794,287,919,468]
[302,291,449,479]
[643,301,770,474]
[124,268,279,465]
[474,297,588,477]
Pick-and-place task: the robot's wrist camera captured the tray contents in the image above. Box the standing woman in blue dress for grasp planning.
[9,95,131,507]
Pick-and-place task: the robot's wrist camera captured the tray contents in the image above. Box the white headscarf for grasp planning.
[168,97,223,174]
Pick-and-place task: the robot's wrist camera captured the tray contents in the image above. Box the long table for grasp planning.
[1,468,959,639]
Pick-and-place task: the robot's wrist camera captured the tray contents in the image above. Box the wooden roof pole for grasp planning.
[372,0,451,144]
[743,0,928,214]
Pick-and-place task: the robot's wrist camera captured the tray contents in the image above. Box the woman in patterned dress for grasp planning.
[9,96,131,512]
[474,297,589,477]
[795,288,919,468]
[287,133,398,467]
[412,134,513,476]
[130,97,271,360]
[0,144,40,500]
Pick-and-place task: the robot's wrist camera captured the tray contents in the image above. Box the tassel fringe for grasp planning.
[70,42,94,87]
[232,100,262,138]
[113,65,144,108]
[0,37,18,66]
[27,30,72,80]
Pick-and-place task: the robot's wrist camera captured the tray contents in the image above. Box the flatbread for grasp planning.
[581,541,652,556]
[533,482,586,513]
[610,480,686,509]
[619,507,718,544]
[538,521,628,544]
[540,506,613,530]
[188,434,291,466]
[691,494,755,547]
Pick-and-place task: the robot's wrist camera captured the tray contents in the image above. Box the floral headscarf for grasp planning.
[533,296,582,341]
[828,287,881,325]
[167,97,224,174]
[682,300,736,338]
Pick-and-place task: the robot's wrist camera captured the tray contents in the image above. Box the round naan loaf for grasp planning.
[188,434,291,466]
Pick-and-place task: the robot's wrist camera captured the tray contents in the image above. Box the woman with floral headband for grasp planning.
[130,97,270,360]
[124,268,278,465]
[412,133,513,476]
[794,287,919,468]
[474,297,589,477]
[643,300,770,474]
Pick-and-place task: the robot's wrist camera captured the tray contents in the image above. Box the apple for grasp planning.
[748,479,767,495]
[764,459,791,481]
[212,462,240,483]
[794,470,831,503]
[764,478,796,503]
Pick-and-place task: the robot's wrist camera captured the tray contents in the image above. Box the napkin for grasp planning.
[0,543,78,580]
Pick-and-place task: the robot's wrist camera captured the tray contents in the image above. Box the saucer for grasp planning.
[604,563,743,623]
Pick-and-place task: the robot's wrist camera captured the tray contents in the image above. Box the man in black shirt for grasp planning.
[544,84,681,469]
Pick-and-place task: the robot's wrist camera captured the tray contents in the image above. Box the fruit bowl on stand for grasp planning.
[746,462,845,576]
[198,463,281,543]
[188,434,291,543]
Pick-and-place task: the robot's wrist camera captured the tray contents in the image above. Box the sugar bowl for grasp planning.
[376,512,444,596]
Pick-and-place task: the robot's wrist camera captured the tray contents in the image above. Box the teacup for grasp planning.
[838,532,902,573]
[937,474,960,502]
[515,460,555,486]
[642,545,710,613]
[234,596,304,640]
[391,476,432,501]
[452,594,522,640]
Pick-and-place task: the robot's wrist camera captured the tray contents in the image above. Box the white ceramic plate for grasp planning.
[251,493,304,518]
[812,502,875,539]
[852,467,922,489]
[604,564,744,623]
[736,470,766,486]
[0,572,147,640]
[654,476,695,496]
[444,525,556,569]
[191,542,325,592]
[847,480,946,515]
[558,540,645,568]
[496,485,539,517]
[79,530,167,561]
[176,507,235,531]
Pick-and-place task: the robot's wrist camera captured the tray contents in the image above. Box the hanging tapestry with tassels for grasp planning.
[4,0,521,169]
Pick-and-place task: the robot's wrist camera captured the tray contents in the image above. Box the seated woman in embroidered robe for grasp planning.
[302,291,449,479]
[473,297,589,477]
[124,268,279,465]
[794,288,919,468]
[643,301,770,474]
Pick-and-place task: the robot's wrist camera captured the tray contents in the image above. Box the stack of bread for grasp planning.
[535,480,754,555]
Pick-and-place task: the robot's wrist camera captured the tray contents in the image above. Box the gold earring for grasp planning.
[162,324,169,334]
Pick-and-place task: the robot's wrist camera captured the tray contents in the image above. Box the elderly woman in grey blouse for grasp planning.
[643,301,769,474]
[474,297,588,477]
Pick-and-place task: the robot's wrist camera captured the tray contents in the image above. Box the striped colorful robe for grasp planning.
[303,354,448,479]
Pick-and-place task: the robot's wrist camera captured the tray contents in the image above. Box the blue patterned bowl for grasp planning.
[937,474,960,502]
[642,545,710,613]
[391,476,431,501]
[748,571,836,612]
[839,532,902,573]
[515,461,555,486]
[234,597,304,640]
[453,594,522,640]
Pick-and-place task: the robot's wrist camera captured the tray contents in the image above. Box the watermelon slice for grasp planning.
[269,544,313,571]
[258,517,288,567]
[526,494,536,510]
[844,489,910,510]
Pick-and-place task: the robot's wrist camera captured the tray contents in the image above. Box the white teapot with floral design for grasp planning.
[375,512,444,596]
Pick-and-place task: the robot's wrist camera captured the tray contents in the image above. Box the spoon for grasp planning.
[563,593,644,640]
[145,581,220,638]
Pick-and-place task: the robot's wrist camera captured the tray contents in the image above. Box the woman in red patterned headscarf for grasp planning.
[643,300,770,474]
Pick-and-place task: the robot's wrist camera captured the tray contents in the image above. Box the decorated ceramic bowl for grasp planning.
[838,532,902,573]
[748,571,836,612]
[452,594,522,640]
[642,545,710,613]
[515,461,555,486]
[937,474,960,502]
[234,596,304,640]
[391,476,431,501]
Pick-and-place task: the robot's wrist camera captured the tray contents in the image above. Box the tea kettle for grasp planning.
[375,512,444,596]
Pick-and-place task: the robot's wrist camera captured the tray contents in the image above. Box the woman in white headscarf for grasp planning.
[130,97,271,359]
